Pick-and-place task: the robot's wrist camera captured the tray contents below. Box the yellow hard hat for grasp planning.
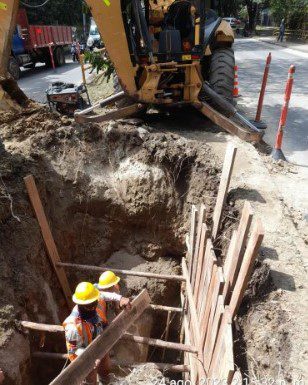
[72,282,100,305]
[97,271,120,289]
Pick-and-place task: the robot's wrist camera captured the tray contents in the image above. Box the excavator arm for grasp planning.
[0,0,27,110]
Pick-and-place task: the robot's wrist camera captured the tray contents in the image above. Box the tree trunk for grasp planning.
[245,0,258,31]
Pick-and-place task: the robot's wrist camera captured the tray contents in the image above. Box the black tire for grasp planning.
[8,57,20,80]
[208,47,235,104]
[54,47,65,67]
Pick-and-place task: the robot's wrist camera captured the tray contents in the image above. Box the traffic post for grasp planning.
[271,65,296,161]
[233,65,240,98]
[253,52,272,129]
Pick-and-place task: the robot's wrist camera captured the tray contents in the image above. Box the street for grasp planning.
[17,39,308,167]
[18,59,84,104]
[235,38,308,167]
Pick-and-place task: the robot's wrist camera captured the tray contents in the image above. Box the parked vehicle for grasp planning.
[9,8,73,80]
[223,17,241,33]
[86,18,102,50]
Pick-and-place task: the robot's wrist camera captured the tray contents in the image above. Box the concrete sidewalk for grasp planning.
[257,36,308,54]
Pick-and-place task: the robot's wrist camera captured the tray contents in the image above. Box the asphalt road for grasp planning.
[18,39,307,167]
[234,38,308,167]
[18,58,83,104]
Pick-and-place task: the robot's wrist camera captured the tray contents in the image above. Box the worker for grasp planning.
[95,271,131,314]
[63,281,129,385]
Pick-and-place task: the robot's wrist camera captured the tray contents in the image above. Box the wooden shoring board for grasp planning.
[181,291,198,384]
[212,144,237,240]
[222,230,237,285]
[231,370,243,385]
[182,258,207,380]
[223,201,253,304]
[24,175,72,308]
[203,295,224,371]
[208,307,232,380]
[49,289,150,385]
[212,322,234,384]
[197,240,217,318]
[229,219,264,318]
[190,204,206,290]
[200,267,224,349]
[188,205,198,272]
[193,223,210,301]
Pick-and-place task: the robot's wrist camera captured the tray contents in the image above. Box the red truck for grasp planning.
[9,8,73,80]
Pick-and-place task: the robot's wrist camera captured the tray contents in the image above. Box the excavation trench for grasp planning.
[0,108,225,384]
[0,107,278,385]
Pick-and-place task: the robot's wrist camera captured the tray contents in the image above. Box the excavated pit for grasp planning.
[0,107,279,384]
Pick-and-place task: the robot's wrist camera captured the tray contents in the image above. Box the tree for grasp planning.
[270,0,308,29]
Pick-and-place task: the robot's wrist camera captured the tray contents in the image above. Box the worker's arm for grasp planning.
[100,291,132,309]
[64,325,84,358]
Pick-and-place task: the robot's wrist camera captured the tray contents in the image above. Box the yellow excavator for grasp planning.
[0,0,263,142]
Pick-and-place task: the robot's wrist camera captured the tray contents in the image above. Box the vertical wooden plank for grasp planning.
[162,310,171,360]
[197,242,217,318]
[191,204,206,290]
[188,205,198,272]
[223,201,253,303]
[24,175,72,308]
[193,223,210,301]
[222,229,237,282]
[212,144,237,240]
[229,219,264,318]
[203,295,224,371]
[182,258,206,380]
[209,307,232,379]
[200,267,224,348]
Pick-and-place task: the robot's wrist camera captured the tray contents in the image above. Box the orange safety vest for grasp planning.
[63,299,107,361]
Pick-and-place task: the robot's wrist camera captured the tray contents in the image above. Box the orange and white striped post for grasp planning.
[253,52,271,129]
[233,65,240,98]
[271,65,296,161]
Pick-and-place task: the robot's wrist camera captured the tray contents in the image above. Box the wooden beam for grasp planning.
[33,352,190,372]
[211,144,237,240]
[57,262,185,282]
[122,333,197,354]
[182,258,206,379]
[193,101,262,143]
[223,202,253,303]
[49,289,150,385]
[24,175,72,308]
[191,205,206,290]
[193,223,210,301]
[150,304,182,313]
[229,219,264,318]
[209,307,232,379]
[181,291,198,385]
[21,321,64,333]
[21,321,194,352]
[188,205,198,268]
[203,295,224,370]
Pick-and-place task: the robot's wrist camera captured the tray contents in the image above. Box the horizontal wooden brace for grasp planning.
[21,321,196,353]
[57,262,186,282]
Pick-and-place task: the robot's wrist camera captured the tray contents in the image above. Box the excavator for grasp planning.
[0,0,263,142]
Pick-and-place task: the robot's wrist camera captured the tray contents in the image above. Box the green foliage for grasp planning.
[84,51,115,81]
[270,0,308,28]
